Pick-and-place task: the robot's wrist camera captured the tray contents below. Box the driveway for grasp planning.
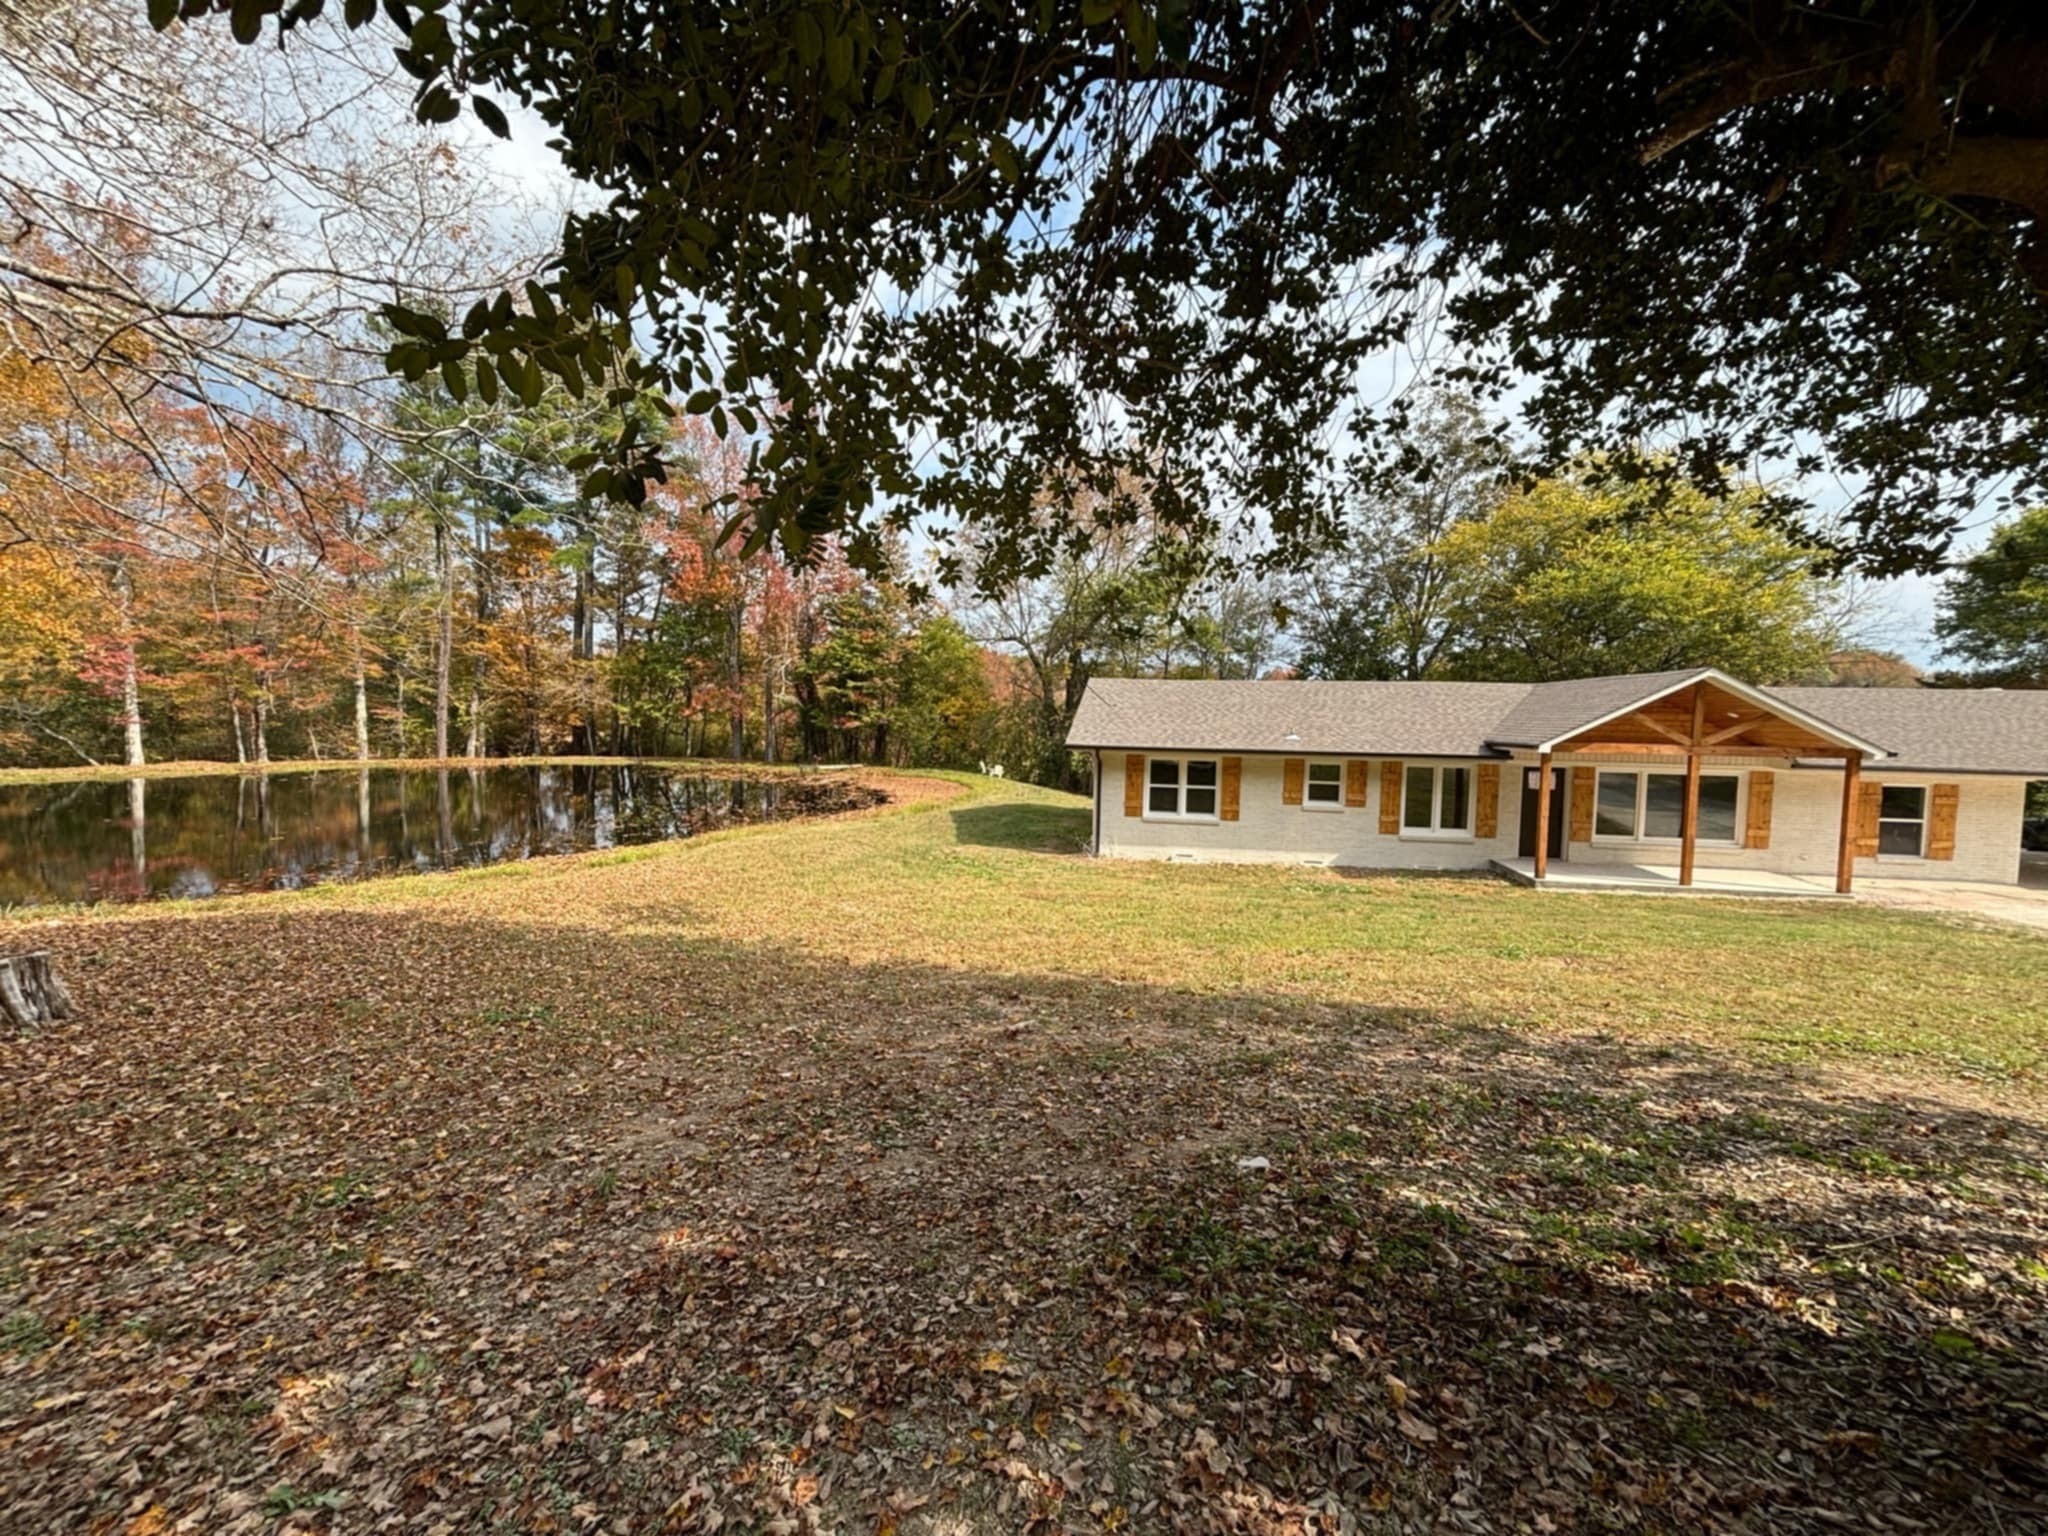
[1858,853,2048,933]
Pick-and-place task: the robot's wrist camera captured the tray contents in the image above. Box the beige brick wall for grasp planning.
[1096,752,1518,869]
[1092,749,2029,885]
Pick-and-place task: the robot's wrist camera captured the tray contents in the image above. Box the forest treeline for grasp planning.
[0,263,1293,783]
[0,327,1890,789]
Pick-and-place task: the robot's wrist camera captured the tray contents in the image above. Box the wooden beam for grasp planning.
[1533,752,1553,879]
[1625,710,1693,747]
[1836,754,1860,894]
[1557,741,1695,757]
[1679,750,1701,887]
[1701,716,1765,747]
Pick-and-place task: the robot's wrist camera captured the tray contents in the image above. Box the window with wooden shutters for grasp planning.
[1875,783,1929,856]
[1926,784,1960,860]
[1304,761,1343,807]
[1144,757,1219,819]
[1568,767,1595,842]
[1220,758,1242,822]
[1282,758,1305,805]
[1475,764,1500,839]
[1744,771,1774,850]
[1344,760,1368,807]
[1123,755,1144,818]
[1401,765,1473,836]
[1378,761,1402,834]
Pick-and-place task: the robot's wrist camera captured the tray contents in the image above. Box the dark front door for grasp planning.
[1519,767,1566,860]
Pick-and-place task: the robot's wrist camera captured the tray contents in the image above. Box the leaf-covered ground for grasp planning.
[2,775,2045,1534]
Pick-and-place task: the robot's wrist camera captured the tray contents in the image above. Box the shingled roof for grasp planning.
[1065,678,1531,757]
[1067,672,2048,774]
[1770,686,2048,775]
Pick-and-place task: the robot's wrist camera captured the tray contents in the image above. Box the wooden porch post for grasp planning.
[1678,687,1704,888]
[1533,751,1553,880]
[1836,753,1860,894]
[1679,750,1701,886]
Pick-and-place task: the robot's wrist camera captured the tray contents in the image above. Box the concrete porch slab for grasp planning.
[1490,856,1847,899]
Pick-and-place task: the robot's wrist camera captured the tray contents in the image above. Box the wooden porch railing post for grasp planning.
[1533,752,1553,880]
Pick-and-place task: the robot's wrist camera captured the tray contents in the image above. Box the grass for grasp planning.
[206,774,2043,1078]
[2,774,2045,1533]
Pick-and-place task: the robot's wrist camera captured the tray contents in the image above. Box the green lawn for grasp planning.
[2,775,2044,1532]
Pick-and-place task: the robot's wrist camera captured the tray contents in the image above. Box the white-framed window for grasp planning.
[1877,784,1927,857]
[1304,760,1343,808]
[1592,769,1741,845]
[1146,756,1219,820]
[1401,764,1473,837]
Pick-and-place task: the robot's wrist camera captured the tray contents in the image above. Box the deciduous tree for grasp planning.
[186,0,2048,582]
[1936,507,2048,685]
[1430,470,1840,684]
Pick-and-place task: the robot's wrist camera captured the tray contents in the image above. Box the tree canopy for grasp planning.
[171,0,2048,586]
[1423,472,1840,684]
[1936,506,2048,685]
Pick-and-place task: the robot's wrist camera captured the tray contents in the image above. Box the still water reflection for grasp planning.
[0,764,873,905]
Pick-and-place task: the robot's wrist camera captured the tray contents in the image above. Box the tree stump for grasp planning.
[0,951,73,1029]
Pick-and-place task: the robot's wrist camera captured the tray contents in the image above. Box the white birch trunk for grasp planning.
[120,643,145,768]
[354,659,371,761]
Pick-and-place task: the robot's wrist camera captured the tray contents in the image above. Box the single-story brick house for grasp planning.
[1065,668,2048,892]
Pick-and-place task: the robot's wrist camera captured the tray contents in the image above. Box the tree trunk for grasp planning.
[111,560,146,768]
[465,685,482,760]
[119,640,145,769]
[761,659,778,764]
[353,656,371,762]
[253,695,271,764]
[0,951,74,1030]
[231,697,247,764]
[573,560,596,754]
[727,602,745,761]
[434,518,453,760]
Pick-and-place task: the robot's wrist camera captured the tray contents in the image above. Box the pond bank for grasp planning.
[0,762,918,906]
[0,754,860,787]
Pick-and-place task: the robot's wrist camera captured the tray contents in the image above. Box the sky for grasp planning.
[463,96,1978,672]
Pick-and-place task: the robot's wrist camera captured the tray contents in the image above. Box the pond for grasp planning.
[0,764,884,906]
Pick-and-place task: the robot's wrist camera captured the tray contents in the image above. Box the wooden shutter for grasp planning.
[1344,760,1368,808]
[1852,780,1882,857]
[1744,770,1774,850]
[1220,757,1243,822]
[1123,755,1145,818]
[1378,761,1403,834]
[1926,783,1960,860]
[1568,767,1595,843]
[1282,757,1305,806]
[1475,764,1500,839]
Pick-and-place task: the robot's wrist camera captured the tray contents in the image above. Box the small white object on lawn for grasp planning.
[1235,1156,1271,1173]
